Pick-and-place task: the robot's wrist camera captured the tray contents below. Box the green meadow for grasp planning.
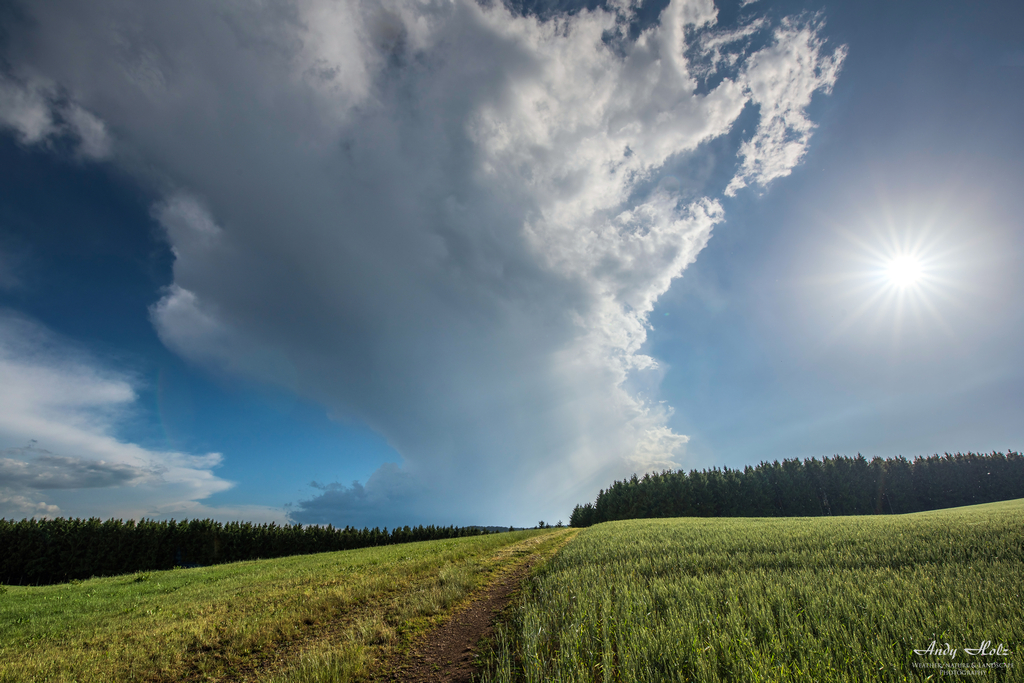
[0,529,567,683]
[482,500,1024,682]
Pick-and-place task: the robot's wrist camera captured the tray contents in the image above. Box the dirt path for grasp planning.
[378,530,576,683]
[393,557,537,682]
[214,531,572,683]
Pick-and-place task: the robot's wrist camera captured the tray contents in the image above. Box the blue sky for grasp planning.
[0,0,1020,527]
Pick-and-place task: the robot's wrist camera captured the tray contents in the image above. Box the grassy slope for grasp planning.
[0,528,570,683]
[482,500,1024,682]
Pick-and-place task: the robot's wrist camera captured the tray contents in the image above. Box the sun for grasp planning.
[826,215,962,343]
[885,254,924,288]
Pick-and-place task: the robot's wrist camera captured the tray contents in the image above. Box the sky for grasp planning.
[0,0,1020,528]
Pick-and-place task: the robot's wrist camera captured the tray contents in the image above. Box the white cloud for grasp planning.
[726,17,847,195]
[0,490,61,518]
[0,75,112,159]
[631,425,691,472]
[0,312,275,521]
[64,103,112,159]
[0,0,844,525]
[0,76,56,144]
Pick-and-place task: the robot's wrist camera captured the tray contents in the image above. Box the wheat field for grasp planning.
[482,500,1024,682]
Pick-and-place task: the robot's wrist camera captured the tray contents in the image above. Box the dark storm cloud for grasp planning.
[0,448,145,489]
[291,464,417,528]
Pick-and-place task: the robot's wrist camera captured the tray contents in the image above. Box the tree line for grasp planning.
[570,451,1024,527]
[0,517,491,585]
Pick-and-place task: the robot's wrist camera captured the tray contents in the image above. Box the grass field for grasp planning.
[4,503,1021,683]
[481,500,1024,682]
[0,528,568,683]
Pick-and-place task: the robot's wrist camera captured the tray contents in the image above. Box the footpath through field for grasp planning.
[374,529,577,683]
[224,529,575,683]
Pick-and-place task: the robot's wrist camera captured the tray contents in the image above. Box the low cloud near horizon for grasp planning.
[0,0,843,526]
[0,313,286,522]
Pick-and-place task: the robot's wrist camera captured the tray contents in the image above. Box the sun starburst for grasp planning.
[885,254,924,289]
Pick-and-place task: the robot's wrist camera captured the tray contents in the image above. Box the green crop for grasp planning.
[482,499,1024,682]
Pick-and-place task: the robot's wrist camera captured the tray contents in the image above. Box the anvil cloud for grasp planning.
[0,0,843,525]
